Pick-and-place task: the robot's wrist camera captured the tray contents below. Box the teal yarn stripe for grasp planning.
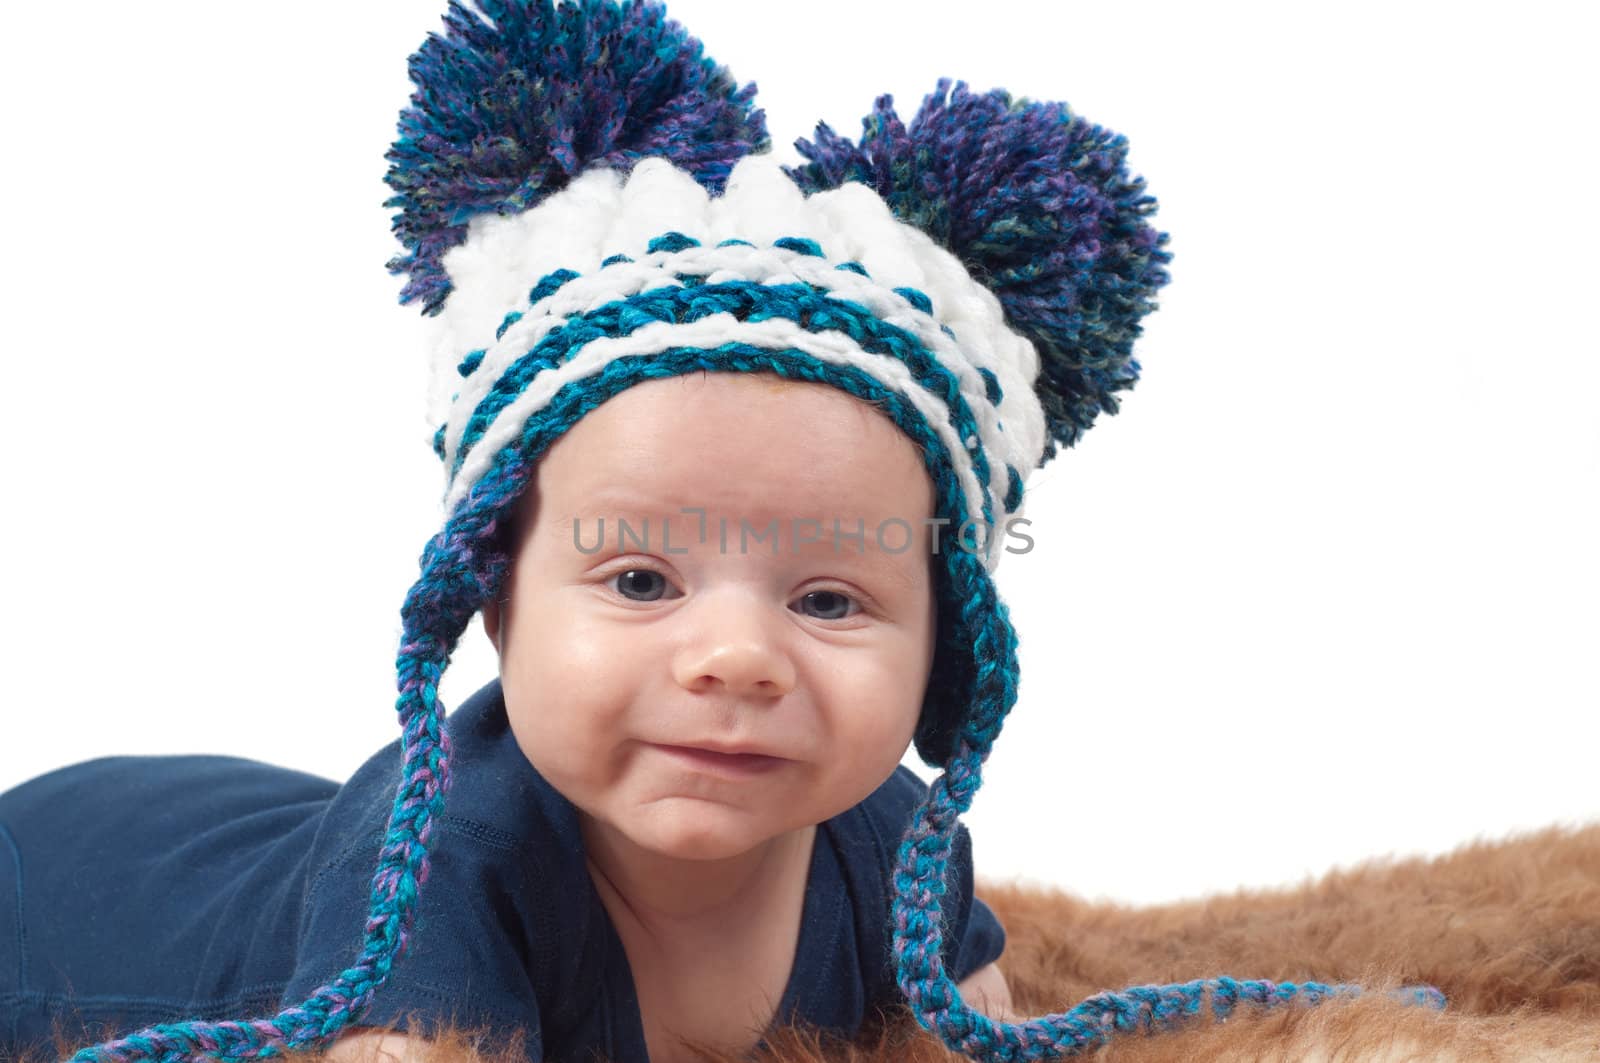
[448,278,1002,534]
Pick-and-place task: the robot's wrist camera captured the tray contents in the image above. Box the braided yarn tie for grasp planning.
[921,976,1447,1061]
[890,746,1449,1061]
[63,530,487,1063]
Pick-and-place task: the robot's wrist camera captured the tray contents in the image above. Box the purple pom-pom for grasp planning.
[385,0,770,316]
[785,78,1173,465]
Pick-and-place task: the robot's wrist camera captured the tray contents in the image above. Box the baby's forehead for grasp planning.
[566,482,865,522]
[570,500,926,551]
[525,391,940,563]
[554,448,931,516]
[533,483,938,579]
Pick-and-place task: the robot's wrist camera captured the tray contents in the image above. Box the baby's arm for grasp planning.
[957,960,1019,1022]
[322,1027,428,1062]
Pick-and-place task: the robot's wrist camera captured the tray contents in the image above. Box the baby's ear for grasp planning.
[481,600,502,655]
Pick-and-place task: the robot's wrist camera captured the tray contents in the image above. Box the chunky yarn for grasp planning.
[787,78,1172,464]
[384,0,770,317]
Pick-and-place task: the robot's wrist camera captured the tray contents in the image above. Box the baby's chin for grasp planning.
[610,797,802,863]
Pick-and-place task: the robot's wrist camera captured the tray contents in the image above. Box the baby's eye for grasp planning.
[793,589,859,622]
[610,568,678,602]
[606,569,860,621]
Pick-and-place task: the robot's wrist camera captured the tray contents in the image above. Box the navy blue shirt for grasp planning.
[0,679,1004,1061]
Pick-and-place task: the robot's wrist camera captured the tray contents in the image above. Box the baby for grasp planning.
[475,371,1014,1051]
[343,368,1017,1061]
[0,1,1175,1061]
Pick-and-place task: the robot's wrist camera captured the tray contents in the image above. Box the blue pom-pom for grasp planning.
[385,0,771,316]
[785,77,1173,465]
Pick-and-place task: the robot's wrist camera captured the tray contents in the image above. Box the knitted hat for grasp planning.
[72,1,1446,1060]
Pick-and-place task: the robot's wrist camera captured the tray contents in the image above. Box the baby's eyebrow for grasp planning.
[787,535,929,590]
[557,500,929,586]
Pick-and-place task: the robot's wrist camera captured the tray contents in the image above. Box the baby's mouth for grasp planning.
[650,743,788,777]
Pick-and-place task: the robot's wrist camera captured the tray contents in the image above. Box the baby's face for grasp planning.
[483,371,938,862]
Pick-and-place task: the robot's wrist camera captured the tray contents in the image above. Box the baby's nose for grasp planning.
[670,594,797,696]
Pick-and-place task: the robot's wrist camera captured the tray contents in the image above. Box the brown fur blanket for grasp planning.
[31,822,1600,1061]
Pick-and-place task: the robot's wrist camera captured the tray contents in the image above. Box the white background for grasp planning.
[2,1,1595,907]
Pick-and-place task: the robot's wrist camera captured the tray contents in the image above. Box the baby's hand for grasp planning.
[322,1027,426,1063]
[957,960,1021,1023]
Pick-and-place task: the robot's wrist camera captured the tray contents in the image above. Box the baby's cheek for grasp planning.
[823,693,922,809]
[507,706,612,812]
[516,662,636,785]
[840,654,926,747]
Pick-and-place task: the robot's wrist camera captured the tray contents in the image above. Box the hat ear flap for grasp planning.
[785,77,1173,465]
[385,0,770,317]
